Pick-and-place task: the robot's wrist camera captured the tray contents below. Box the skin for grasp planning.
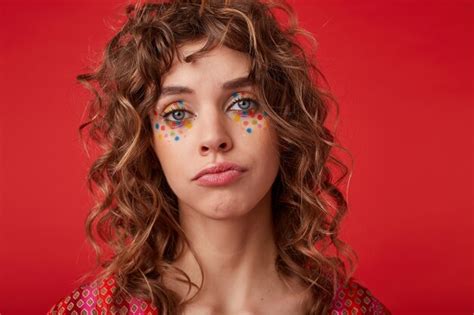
[150,40,310,314]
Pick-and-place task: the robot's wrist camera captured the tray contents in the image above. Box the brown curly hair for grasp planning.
[76,0,357,313]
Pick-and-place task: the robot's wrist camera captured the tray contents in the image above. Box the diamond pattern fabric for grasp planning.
[47,275,390,314]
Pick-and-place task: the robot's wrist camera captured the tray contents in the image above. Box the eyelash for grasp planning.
[161,97,259,123]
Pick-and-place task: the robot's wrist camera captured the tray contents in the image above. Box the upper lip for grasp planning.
[192,162,247,180]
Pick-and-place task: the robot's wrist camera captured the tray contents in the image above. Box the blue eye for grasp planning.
[228,98,259,111]
[162,109,193,123]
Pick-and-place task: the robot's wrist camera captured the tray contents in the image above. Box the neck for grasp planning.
[170,190,289,305]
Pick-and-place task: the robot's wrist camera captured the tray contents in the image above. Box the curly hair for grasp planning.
[76,0,357,313]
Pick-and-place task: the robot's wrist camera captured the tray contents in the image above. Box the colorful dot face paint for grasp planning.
[151,91,270,143]
[152,100,194,142]
[227,91,269,134]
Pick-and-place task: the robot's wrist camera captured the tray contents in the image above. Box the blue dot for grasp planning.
[155,123,160,129]
[246,128,252,133]
[174,136,180,141]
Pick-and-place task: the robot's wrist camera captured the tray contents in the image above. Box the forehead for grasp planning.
[161,40,252,86]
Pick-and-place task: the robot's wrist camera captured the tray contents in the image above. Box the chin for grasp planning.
[176,183,273,221]
[200,194,254,219]
[179,193,257,220]
[203,204,250,220]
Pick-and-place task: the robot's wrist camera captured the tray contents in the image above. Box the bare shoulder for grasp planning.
[46,275,158,315]
[329,278,391,315]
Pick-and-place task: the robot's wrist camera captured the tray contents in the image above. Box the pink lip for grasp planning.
[192,162,246,187]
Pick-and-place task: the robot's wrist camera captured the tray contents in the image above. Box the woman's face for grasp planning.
[150,40,280,220]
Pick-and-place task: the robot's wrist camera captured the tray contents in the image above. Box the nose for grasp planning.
[198,108,233,156]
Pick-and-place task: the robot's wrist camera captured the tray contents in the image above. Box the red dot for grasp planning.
[153,110,158,116]
[249,109,255,117]
[243,121,249,126]
[160,125,165,130]
[257,114,263,120]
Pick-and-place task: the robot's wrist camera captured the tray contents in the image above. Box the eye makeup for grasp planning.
[228,92,269,134]
[152,100,194,142]
[151,91,270,143]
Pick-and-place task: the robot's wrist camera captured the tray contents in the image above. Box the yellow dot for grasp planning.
[233,114,240,122]
[158,134,163,141]
[185,121,193,129]
[251,119,257,125]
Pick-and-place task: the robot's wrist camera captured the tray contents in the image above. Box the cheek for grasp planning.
[150,108,270,143]
[151,109,194,143]
[229,109,270,135]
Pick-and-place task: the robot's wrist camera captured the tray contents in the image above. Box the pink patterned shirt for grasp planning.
[47,275,391,314]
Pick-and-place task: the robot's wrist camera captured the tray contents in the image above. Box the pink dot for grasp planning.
[258,124,262,128]
[160,125,165,131]
[243,121,249,126]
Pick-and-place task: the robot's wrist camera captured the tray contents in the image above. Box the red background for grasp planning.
[0,0,472,313]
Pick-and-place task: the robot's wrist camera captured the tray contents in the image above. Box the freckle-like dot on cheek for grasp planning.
[246,128,252,133]
[257,114,263,120]
[153,110,158,116]
[165,134,168,138]
[258,124,262,128]
[175,136,180,141]
[155,123,160,129]
[251,119,257,125]
[243,121,249,126]
[160,125,166,131]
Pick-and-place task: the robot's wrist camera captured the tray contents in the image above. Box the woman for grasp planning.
[48,0,390,314]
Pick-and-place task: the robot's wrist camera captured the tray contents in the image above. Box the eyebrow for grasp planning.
[160,76,254,97]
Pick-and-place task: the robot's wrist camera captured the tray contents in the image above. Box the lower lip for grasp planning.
[195,170,244,187]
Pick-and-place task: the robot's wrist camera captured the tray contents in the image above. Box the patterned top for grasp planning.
[47,275,391,314]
